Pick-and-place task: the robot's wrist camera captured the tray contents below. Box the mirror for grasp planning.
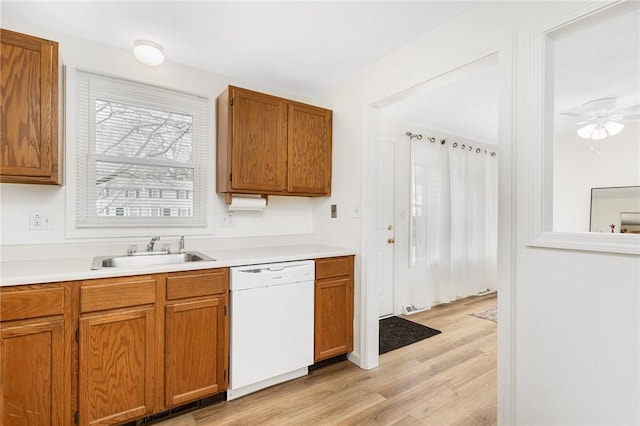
[590,186,640,233]
[550,3,640,233]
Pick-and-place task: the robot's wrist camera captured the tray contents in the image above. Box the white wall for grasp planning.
[0,19,315,247]
[554,121,640,232]
[315,1,639,424]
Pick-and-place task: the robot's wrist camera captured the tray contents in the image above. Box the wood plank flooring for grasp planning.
[158,293,497,426]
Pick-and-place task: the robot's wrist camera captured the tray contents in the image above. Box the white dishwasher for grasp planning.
[227,260,314,401]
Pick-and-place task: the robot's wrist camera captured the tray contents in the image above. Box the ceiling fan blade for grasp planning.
[558,112,589,118]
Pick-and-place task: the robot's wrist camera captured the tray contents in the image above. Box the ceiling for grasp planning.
[2,2,638,144]
[380,58,499,144]
[382,3,639,145]
[1,1,477,97]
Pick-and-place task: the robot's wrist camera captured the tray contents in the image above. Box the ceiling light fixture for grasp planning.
[577,119,624,140]
[133,40,164,66]
[572,98,625,140]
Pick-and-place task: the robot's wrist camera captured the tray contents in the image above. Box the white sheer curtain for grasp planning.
[409,139,498,309]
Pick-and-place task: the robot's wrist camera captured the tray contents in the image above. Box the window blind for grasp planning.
[76,71,209,227]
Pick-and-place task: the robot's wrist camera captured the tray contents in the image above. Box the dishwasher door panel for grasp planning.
[229,280,314,390]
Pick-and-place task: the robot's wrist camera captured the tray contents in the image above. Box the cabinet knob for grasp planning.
[387,237,395,244]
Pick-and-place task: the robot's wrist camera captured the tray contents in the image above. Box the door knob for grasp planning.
[387,237,395,244]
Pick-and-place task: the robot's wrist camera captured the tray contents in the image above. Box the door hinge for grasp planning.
[74,411,79,424]
[229,173,232,182]
[75,329,79,342]
[230,97,234,106]
[224,305,227,316]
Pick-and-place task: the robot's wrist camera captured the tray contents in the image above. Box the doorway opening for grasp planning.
[377,54,499,319]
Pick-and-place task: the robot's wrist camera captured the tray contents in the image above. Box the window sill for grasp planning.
[527,231,640,255]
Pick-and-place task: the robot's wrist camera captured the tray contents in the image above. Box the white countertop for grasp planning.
[0,244,355,287]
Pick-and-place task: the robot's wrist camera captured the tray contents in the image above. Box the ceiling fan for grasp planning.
[559,97,640,140]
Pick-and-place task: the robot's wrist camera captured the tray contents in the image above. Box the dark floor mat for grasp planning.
[379,316,441,355]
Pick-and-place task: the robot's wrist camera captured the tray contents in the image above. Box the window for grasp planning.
[76,71,209,227]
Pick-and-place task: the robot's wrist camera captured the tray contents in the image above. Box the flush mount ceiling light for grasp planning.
[560,97,639,141]
[133,40,164,66]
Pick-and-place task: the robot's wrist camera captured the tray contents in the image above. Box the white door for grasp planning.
[378,141,395,317]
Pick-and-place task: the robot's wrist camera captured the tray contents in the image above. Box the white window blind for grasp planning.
[76,71,209,227]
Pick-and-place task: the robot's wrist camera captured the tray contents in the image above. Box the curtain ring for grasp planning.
[461,144,466,149]
[440,139,446,145]
[476,148,481,153]
[452,142,458,148]
[491,152,496,157]
[468,146,473,151]
[428,137,435,143]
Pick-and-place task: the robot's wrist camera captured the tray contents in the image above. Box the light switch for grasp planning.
[331,204,337,218]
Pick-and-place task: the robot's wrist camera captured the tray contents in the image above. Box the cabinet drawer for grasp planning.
[81,275,156,313]
[315,256,353,280]
[0,286,64,321]
[166,269,228,300]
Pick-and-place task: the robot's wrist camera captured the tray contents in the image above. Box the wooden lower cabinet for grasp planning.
[79,307,156,426]
[74,269,228,425]
[1,318,65,425]
[165,297,227,406]
[0,283,72,426]
[314,256,354,362]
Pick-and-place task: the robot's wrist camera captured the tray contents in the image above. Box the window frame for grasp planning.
[75,70,209,230]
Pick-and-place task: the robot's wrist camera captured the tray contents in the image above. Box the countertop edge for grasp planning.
[0,244,356,287]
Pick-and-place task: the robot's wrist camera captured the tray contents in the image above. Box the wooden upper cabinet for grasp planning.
[217,85,332,196]
[0,29,62,185]
[288,102,332,195]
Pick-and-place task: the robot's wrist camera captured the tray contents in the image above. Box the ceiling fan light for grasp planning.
[133,40,164,66]
[591,127,607,140]
[577,124,595,139]
[604,121,624,136]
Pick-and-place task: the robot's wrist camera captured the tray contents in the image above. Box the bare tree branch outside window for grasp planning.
[94,99,195,218]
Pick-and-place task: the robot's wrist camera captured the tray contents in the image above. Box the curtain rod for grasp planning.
[405,131,496,156]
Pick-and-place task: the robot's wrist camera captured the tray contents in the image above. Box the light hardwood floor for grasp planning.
[159,293,497,426]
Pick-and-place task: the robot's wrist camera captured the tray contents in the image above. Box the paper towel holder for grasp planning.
[225,193,269,206]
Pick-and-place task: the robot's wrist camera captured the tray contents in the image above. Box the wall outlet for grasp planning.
[331,204,337,218]
[29,210,54,230]
[222,212,235,227]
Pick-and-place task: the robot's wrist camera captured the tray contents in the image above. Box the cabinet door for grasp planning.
[287,102,332,195]
[165,296,227,407]
[79,307,155,426]
[231,87,287,192]
[314,276,354,361]
[0,29,60,184]
[1,318,64,426]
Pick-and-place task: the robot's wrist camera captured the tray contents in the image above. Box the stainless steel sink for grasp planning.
[91,251,215,270]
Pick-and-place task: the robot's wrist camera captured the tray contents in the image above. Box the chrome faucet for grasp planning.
[147,236,160,252]
[179,235,185,253]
